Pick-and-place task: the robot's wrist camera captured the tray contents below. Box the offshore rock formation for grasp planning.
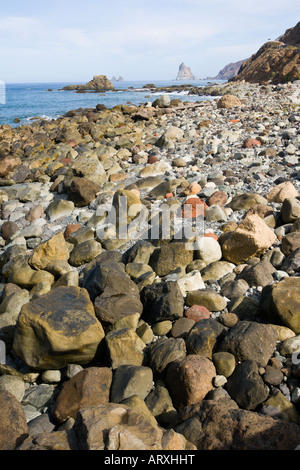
[61,75,114,92]
[231,21,300,84]
[176,63,197,80]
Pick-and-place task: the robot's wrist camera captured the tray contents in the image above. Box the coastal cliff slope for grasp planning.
[208,59,247,80]
[230,21,300,84]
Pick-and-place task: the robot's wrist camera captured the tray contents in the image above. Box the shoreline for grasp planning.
[0,79,300,451]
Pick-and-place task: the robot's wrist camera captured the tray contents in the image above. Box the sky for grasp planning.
[0,0,299,83]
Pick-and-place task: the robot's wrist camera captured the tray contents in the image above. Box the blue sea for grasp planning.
[0,79,225,128]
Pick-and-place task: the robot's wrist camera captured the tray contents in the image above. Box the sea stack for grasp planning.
[176,62,197,80]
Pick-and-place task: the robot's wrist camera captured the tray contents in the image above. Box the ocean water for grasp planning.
[0,79,225,128]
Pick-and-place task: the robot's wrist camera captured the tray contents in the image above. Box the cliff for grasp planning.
[209,59,246,81]
[62,75,114,92]
[176,63,197,80]
[230,21,300,84]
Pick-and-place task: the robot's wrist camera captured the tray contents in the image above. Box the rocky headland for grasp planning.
[208,59,247,81]
[230,21,300,84]
[0,80,300,450]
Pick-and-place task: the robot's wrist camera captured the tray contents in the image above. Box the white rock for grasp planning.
[177,270,205,296]
[195,236,222,264]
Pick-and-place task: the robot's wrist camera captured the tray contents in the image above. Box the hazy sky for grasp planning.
[1,0,299,83]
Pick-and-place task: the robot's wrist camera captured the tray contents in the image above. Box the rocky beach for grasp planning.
[0,78,300,451]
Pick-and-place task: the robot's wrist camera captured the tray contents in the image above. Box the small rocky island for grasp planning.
[61,75,114,93]
[176,62,198,80]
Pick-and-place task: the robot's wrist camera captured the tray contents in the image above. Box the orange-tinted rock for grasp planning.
[148,155,159,164]
[185,305,210,322]
[64,223,82,239]
[203,233,219,241]
[52,367,112,423]
[242,138,261,148]
[165,355,216,409]
[109,173,127,182]
[182,197,207,218]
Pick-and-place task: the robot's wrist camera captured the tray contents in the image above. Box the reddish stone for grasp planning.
[185,305,210,322]
[207,191,228,207]
[242,138,261,148]
[52,367,112,423]
[203,233,219,241]
[148,155,159,164]
[182,197,207,218]
[64,223,82,239]
[165,193,173,198]
[60,158,72,166]
[165,355,216,408]
[67,139,77,148]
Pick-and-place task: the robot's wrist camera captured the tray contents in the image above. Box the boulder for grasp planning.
[68,177,101,207]
[105,328,146,369]
[186,289,227,312]
[266,181,299,203]
[148,337,187,378]
[29,232,70,270]
[52,367,112,423]
[110,365,153,403]
[219,320,278,367]
[187,399,300,450]
[225,360,270,410]
[260,277,300,334]
[13,286,105,369]
[280,197,300,223]
[141,281,184,323]
[165,355,216,409]
[0,390,28,450]
[45,199,74,221]
[185,318,227,359]
[221,214,277,264]
[217,95,242,109]
[149,242,194,277]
